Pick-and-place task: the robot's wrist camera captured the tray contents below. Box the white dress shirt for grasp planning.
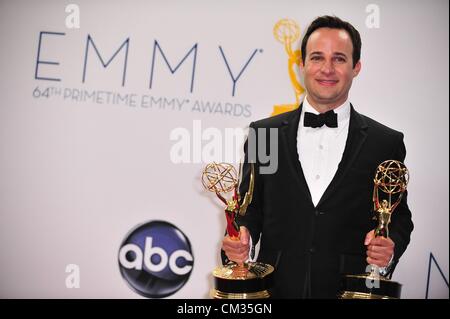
[298,96,351,207]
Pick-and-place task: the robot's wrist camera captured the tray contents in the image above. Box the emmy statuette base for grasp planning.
[211,262,274,299]
[339,274,402,299]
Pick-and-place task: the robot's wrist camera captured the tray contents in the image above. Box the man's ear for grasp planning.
[353,60,362,77]
[299,58,305,74]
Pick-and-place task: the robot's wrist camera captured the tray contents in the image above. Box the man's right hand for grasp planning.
[221,226,250,264]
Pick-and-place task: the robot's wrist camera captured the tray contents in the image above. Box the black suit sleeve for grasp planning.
[220,122,263,265]
[387,134,414,272]
[236,122,263,248]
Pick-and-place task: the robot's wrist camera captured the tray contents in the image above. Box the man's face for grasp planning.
[301,27,361,109]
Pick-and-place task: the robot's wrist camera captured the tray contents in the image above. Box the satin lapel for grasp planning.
[316,105,368,207]
[280,104,313,203]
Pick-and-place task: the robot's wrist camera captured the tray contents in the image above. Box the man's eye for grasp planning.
[334,57,346,63]
[310,56,322,61]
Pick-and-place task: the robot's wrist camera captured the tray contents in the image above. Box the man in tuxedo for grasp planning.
[221,15,413,298]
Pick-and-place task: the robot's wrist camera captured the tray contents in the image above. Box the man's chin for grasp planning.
[311,95,340,105]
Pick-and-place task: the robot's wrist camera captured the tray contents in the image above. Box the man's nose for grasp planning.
[320,59,335,74]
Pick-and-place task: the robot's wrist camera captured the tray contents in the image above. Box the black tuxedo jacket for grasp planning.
[235,104,414,298]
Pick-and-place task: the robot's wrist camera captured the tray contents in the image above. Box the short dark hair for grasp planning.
[301,15,362,68]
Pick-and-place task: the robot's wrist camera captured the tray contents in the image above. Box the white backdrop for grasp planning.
[0,0,448,298]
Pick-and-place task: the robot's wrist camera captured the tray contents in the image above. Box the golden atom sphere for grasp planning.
[202,162,238,194]
[273,19,300,44]
[374,160,409,195]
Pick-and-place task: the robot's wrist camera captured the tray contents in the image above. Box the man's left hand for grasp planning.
[364,230,395,267]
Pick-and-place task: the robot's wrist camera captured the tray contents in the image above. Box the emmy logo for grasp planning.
[272,19,305,116]
[202,162,274,299]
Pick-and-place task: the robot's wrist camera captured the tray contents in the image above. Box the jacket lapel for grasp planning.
[280,104,313,203]
[316,105,368,207]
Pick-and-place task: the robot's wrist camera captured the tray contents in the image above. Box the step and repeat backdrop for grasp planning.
[0,0,448,298]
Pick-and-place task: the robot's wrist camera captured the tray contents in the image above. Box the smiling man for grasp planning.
[301,26,361,112]
[221,16,414,298]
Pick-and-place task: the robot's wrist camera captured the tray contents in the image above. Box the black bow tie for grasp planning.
[303,110,338,128]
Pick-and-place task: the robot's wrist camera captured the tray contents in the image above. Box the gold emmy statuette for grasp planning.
[339,160,410,299]
[201,162,274,299]
[272,19,305,116]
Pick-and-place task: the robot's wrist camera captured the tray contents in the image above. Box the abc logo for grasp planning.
[118,220,194,298]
